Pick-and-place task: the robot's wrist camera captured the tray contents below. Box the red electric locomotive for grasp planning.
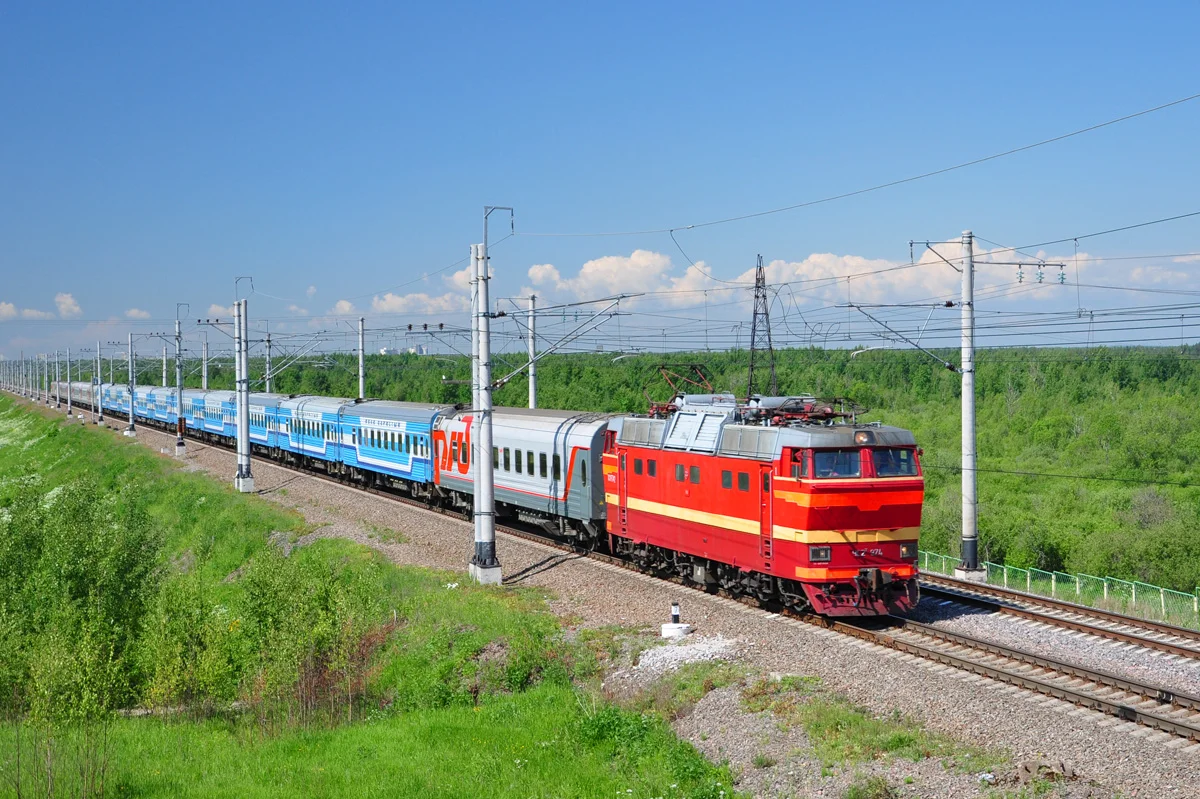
[602,395,923,616]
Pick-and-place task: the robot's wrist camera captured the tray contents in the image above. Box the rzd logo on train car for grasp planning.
[432,417,472,482]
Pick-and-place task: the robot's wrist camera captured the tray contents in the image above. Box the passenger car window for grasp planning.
[813,449,862,478]
[872,448,918,477]
[540,453,547,478]
[515,449,522,473]
[503,448,511,471]
[527,450,534,475]
[553,454,561,480]
[581,460,587,486]
[493,447,499,468]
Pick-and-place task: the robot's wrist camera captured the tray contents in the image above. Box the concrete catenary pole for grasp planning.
[125,333,136,436]
[233,301,244,485]
[527,294,537,409]
[955,230,983,580]
[357,317,366,400]
[162,345,168,388]
[55,351,61,408]
[201,336,209,390]
[470,244,482,549]
[174,319,185,456]
[469,232,501,585]
[65,347,72,418]
[265,332,272,394]
[234,299,254,492]
[96,340,105,425]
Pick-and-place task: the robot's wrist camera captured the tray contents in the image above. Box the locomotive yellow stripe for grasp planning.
[771,526,920,544]
[775,489,924,510]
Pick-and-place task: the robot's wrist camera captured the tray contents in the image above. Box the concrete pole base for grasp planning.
[234,476,256,493]
[953,567,988,584]
[468,563,503,585]
[122,429,137,438]
[96,420,106,428]
[175,444,187,458]
[661,623,693,639]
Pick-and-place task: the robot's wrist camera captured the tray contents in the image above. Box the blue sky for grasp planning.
[2,2,1199,358]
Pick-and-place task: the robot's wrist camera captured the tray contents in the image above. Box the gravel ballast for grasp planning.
[30,404,1200,798]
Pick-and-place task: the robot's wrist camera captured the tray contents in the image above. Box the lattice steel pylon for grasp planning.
[746,253,777,399]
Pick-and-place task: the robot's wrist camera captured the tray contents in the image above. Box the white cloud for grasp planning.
[125,308,151,319]
[445,265,474,292]
[0,302,15,320]
[306,285,317,298]
[1129,265,1190,285]
[330,299,356,315]
[287,304,309,316]
[371,292,471,314]
[208,304,235,318]
[54,292,82,318]
[527,250,726,307]
[21,308,55,320]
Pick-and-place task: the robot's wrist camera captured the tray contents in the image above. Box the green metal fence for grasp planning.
[919,550,1200,630]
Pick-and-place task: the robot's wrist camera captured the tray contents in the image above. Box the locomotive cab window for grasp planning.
[689,466,700,484]
[790,449,809,478]
[648,459,657,477]
[813,449,862,478]
[721,470,732,489]
[737,472,750,491]
[634,458,643,475]
[872,448,917,477]
[675,464,686,482]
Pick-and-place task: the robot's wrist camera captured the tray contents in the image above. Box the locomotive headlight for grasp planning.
[900,543,917,560]
[854,430,875,445]
[809,545,832,563]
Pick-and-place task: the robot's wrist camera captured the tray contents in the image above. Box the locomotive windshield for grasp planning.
[872,447,918,477]
[813,449,861,478]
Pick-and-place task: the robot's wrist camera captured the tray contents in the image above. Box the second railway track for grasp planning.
[920,573,1200,660]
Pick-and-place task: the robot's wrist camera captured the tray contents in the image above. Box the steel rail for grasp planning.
[921,575,1200,659]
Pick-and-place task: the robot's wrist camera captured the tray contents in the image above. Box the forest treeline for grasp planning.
[182,345,1200,592]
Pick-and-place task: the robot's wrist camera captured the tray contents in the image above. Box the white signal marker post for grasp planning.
[54,351,61,408]
[528,294,537,409]
[124,334,137,437]
[201,337,209,389]
[265,332,272,394]
[162,345,167,387]
[234,299,255,493]
[954,230,985,582]
[469,237,501,585]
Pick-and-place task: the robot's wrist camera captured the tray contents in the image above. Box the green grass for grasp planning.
[740,676,1003,774]
[632,660,749,720]
[0,397,739,797]
[2,685,734,798]
[843,775,897,799]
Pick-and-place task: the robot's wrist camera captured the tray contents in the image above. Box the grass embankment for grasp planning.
[193,346,1200,591]
[0,397,736,797]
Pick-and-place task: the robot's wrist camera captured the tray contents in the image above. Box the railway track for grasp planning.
[23,396,1200,743]
[920,573,1200,660]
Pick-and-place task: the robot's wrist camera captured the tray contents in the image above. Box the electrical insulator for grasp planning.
[1036,265,1045,283]
[1017,266,1024,283]
[1058,266,1066,285]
